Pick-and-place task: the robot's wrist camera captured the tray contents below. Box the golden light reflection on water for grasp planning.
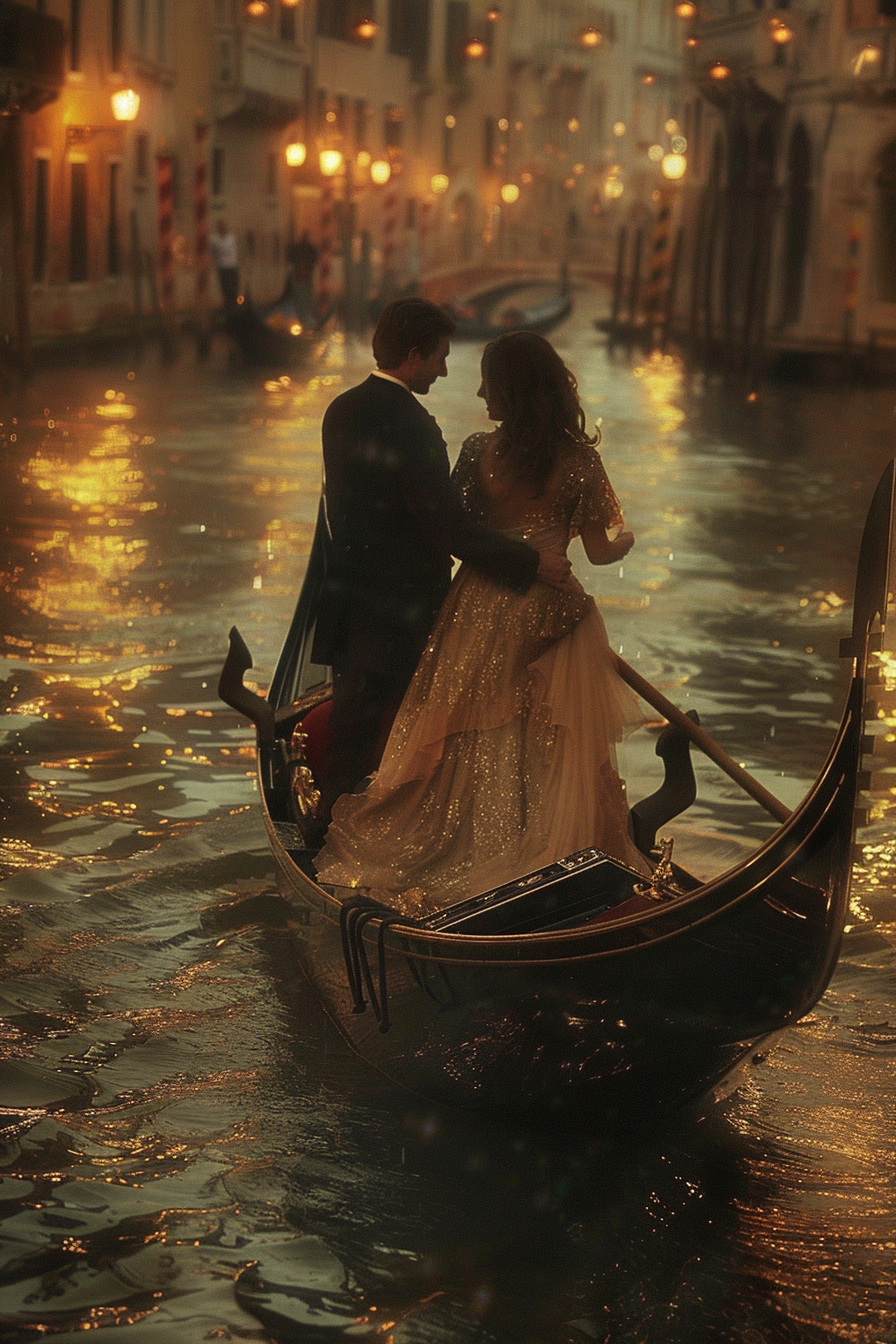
[17,417,159,625]
[633,351,686,440]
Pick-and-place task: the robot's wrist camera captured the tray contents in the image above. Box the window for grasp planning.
[212,146,224,195]
[137,0,149,56]
[33,158,50,283]
[483,116,496,169]
[70,0,83,71]
[69,160,89,282]
[442,119,454,169]
[445,1,469,80]
[317,0,373,41]
[135,132,149,179]
[107,162,121,275]
[156,0,167,62]
[384,105,404,148]
[389,0,430,81]
[354,99,368,149]
[110,0,124,71]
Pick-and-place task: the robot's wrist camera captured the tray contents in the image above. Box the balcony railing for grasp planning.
[215,27,304,124]
[0,0,66,114]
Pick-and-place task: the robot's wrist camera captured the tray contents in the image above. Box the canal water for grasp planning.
[1,293,895,1342]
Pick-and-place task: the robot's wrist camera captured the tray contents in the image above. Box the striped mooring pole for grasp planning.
[381,179,399,285]
[646,193,674,329]
[843,215,862,350]
[156,154,175,311]
[317,178,336,318]
[194,123,210,312]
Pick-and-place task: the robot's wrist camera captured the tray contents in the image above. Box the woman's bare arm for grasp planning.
[580,522,635,566]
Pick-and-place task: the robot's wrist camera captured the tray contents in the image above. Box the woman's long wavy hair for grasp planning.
[481,331,599,494]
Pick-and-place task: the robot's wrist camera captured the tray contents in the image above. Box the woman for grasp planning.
[315,331,648,912]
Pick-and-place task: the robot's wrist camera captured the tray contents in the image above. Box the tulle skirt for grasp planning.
[314,563,648,914]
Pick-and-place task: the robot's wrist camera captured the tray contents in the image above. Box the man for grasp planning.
[311,296,571,825]
[209,219,240,310]
[285,229,318,323]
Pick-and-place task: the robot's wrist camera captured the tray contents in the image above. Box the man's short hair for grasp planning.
[372,297,456,368]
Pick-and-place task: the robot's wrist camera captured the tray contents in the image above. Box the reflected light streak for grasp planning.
[633,352,686,441]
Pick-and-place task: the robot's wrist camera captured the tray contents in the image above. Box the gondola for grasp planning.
[225,283,322,367]
[446,278,572,340]
[218,462,894,1118]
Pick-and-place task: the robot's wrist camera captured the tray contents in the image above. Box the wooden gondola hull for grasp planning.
[221,460,893,1116]
[260,671,858,1112]
[448,281,572,341]
[266,826,851,1113]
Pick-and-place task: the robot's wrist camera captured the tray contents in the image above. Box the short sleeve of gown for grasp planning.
[569,449,625,537]
[451,433,489,524]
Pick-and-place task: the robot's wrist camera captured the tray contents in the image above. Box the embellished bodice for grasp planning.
[452,431,623,548]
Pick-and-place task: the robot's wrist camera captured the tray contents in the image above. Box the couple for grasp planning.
[312,297,647,913]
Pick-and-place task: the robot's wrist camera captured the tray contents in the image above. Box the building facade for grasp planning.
[2,0,688,361]
[673,0,896,371]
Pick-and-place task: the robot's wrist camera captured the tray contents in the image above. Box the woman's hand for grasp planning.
[581,523,635,566]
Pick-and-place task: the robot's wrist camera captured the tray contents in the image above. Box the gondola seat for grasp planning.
[298,697,332,777]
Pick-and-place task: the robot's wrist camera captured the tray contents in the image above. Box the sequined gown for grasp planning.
[314,432,647,913]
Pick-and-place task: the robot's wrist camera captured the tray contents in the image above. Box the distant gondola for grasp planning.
[218,461,893,1119]
[447,278,572,340]
[225,282,322,367]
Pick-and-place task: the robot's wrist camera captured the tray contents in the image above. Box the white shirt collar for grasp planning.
[372,369,410,392]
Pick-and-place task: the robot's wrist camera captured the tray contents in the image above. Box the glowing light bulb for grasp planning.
[319,149,343,177]
[661,152,687,180]
[285,141,306,167]
[370,159,391,185]
[500,182,520,203]
[111,88,140,121]
[431,173,450,194]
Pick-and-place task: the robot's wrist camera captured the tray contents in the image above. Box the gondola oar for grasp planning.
[613,654,792,824]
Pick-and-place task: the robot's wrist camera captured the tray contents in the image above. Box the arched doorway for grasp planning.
[780,122,812,324]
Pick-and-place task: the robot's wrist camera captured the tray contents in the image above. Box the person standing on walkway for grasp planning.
[286,230,318,323]
[210,219,240,310]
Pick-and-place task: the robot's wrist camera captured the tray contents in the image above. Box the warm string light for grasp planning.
[285,140,306,166]
[319,149,343,176]
[370,159,391,185]
[709,61,730,80]
[465,37,487,59]
[579,27,602,48]
[661,152,687,180]
[674,1,697,17]
[355,18,377,40]
[111,88,140,121]
[245,1,269,15]
[431,173,450,194]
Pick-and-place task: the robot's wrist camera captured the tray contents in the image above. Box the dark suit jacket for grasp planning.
[311,374,539,676]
